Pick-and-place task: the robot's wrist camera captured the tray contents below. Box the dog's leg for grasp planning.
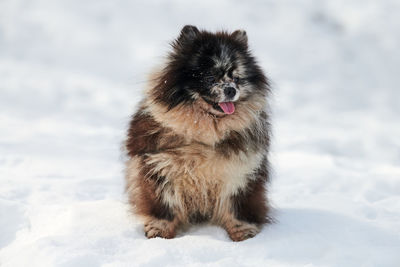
[143,217,179,239]
[126,157,179,239]
[222,215,261,241]
[222,166,271,241]
[133,179,179,239]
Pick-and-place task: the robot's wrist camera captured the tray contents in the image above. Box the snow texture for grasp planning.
[1,0,399,266]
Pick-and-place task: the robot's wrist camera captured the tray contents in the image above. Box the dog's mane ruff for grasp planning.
[143,69,269,146]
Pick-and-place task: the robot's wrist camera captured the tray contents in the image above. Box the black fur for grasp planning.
[153,26,269,110]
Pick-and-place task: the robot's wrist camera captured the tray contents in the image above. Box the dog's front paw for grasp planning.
[144,219,176,239]
[226,222,260,241]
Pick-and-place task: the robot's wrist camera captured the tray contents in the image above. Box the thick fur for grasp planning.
[125,26,272,241]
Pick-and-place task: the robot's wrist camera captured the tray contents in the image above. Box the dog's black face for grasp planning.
[154,25,268,115]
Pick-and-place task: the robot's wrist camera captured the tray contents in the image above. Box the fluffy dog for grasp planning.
[125,25,272,241]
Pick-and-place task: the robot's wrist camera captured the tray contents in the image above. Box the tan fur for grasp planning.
[126,142,263,220]
[145,95,265,146]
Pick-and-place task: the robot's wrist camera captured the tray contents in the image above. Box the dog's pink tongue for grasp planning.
[218,102,235,114]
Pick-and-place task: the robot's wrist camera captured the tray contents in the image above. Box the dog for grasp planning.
[125,25,272,241]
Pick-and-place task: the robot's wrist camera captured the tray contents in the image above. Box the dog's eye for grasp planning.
[227,68,234,78]
[233,76,240,83]
[204,76,215,84]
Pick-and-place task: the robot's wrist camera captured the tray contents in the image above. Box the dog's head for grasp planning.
[152,25,269,116]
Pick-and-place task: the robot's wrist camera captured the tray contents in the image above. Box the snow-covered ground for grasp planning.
[1,0,399,266]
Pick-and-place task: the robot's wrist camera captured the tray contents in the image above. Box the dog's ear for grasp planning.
[232,29,248,47]
[178,25,200,43]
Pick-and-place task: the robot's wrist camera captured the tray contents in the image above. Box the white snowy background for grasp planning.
[1,0,399,266]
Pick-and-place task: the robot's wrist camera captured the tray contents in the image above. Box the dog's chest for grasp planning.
[147,143,263,215]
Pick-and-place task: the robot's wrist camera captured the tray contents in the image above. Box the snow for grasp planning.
[1,0,400,266]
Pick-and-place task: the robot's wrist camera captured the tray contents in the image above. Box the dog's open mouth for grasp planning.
[208,101,235,115]
[218,102,235,114]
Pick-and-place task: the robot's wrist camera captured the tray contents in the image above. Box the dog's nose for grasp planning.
[224,87,236,99]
